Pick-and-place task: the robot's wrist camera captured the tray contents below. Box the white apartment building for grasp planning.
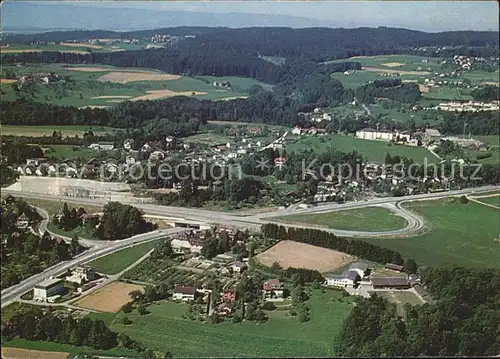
[356,128,394,141]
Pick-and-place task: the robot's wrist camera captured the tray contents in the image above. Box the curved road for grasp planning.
[1,184,498,307]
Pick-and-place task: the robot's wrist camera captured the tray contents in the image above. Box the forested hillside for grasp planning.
[334,267,500,357]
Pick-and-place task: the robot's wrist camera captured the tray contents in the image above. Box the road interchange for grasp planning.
[1,184,498,307]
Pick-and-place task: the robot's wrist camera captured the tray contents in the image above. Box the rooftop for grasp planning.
[349,262,369,272]
[36,277,64,289]
[173,285,196,295]
[371,276,409,287]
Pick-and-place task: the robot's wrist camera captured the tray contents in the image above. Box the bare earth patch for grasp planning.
[1,78,17,84]
[131,90,207,101]
[73,282,144,313]
[382,62,405,67]
[255,240,354,273]
[91,95,132,99]
[98,72,182,84]
[60,42,103,49]
[1,348,69,359]
[67,67,154,73]
[418,84,429,93]
[362,66,430,75]
[481,81,499,86]
[78,105,110,109]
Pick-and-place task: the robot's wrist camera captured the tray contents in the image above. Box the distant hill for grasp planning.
[1,2,339,32]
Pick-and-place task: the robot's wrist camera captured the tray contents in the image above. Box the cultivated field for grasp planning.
[255,240,354,273]
[371,198,500,268]
[1,347,68,359]
[1,78,17,84]
[382,62,406,67]
[73,282,144,313]
[130,89,208,101]
[98,72,181,83]
[277,207,407,231]
[60,42,103,49]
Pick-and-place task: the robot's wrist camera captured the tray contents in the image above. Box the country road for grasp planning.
[1,184,498,307]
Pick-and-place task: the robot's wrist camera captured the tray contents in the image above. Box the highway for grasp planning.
[1,184,498,307]
[1,227,186,308]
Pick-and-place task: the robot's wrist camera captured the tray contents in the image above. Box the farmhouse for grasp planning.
[424,128,442,142]
[15,213,30,228]
[171,238,203,254]
[385,263,405,272]
[371,276,410,289]
[172,285,197,301]
[348,262,369,279]
[231,261,247,274]
[356,128,394,141]
[34,278,65,301]
[263,278,284,300]
[326,270,359,288]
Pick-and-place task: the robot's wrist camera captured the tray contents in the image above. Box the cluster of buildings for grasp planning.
[291,127,327,136]
[298,107,333,123]
[453,55,473,70]
[436,101,499,112]
[18,72,60,86]
[34,266,99,302]
[355,127,443,146]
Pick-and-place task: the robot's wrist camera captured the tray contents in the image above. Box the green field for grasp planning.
[475,195,500,207]
[2,338,140,358]
[1,125,115,137]
[87,240,159,275]
[370,198,500,268]
[276,207,407,231]
[326,54,443,72]
[422,86,473,101]
[104,287,352,357]
[475,135,500,147]
[1,42,144,54]
[331,71,423,89]
[369,104,431,125]
[287,134,438,164]
[464,148,500,165]
[1,64,271,106]
[43,144,103,161]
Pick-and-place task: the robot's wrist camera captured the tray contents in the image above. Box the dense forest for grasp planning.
[334,267,500,356]
[4,27,499,61]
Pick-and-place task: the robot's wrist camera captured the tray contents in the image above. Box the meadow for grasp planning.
[1,125,115,137]
[87,240,159,275]
[287,134,439,164]
[276,207,408,231]
[327,54,443,72]
[106,287,352,357]
[369,198,500,268]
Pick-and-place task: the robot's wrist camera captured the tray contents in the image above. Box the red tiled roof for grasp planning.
[173,285,196,295]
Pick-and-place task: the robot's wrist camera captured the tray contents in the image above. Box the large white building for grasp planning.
[326,270,359,288]
[356,128,394,141]
[34,278,65,301]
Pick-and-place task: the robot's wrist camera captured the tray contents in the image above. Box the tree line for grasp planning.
[334,266,500,356]
[355,78,422,104]
[2,305,141,351]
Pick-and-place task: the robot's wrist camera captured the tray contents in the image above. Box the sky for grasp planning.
[18,1,500,31]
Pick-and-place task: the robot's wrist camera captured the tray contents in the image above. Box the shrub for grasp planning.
[261,301,277,311]
[459,195,469,204]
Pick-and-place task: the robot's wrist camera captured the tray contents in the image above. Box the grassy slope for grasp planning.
[87,241,159,275]
[288,134,438,164]
[276,207,407,231]
[108,288,352,357]
[1,125,115,137]
[475,195,500,207]
[370,199,500,268]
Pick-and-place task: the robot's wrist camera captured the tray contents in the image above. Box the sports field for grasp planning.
[276,207,408,231]
[255,240,354,273]
[287,134,438,164]
[370,198,500,268]
[87,240,159,275]
[107,287,352,357]
[73,282,144,313]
